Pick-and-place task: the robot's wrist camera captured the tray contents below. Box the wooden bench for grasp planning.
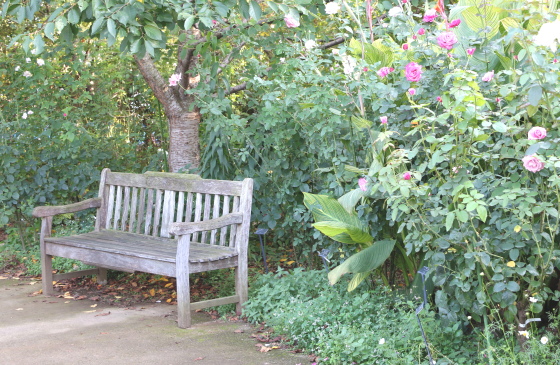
[32,169,253,328]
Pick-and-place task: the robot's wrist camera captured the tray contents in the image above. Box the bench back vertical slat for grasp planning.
[95,168,110,231]
[136,187,146,234]
[219,195,230,246]
[121,186,131,231]
[201,193,212,243]
[229,196,240,248]
[161,190,176,238]
[144,189,154,235]
[210,194,221,245]
[185,192,194,224]
[193,193,203,242]
[152,189,163,236]
[106,185,115,229]
[113,186,123,230]
[129,187,139,233]
[176,192,185,223]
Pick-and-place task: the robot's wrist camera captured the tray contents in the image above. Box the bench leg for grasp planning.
[41,254,54,296]
[40,217,54,296]
[176,273,191,328]
[97,268,107,285]
[235,265,248,316]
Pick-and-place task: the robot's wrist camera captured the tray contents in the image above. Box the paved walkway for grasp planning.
[0,278,309,365]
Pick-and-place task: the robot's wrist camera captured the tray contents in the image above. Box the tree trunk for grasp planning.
[133,51,201,173]
[165,99,200,173]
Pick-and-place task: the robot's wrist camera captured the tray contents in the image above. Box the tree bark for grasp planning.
[134,51,200,173]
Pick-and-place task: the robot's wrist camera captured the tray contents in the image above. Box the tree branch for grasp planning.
[319,37,345,50]
[134,53,169,103]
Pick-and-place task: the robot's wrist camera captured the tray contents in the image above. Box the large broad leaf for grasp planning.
[303,193,372,244]
[338,188,367,213]
[328,239,396,289]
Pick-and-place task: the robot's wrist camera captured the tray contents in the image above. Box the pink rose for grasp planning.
[528,126,547,140]
[482,70,494,82]
[169,73,182,86]
[380,116,388,124]
[467,47,475,56]
[402,43,409,50]
[284,15,300,28]
[423,9,438,22]
[449,19,461,28]
[377,66,394,78]
[403,172,412,180]
[522,155,544,173]
[358,177,367,191]
[437,32,458,50]
[404,62,422,82]
[417,28,425,35]
[408,88,416,96]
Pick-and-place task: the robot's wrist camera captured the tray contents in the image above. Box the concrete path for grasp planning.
[0,278,309,365]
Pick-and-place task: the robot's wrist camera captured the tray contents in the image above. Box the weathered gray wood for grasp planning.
[106,185,115,229]
[201,193,212,243]
[53,268,100,281]
[210,194,221,245]
[106,172,244,195]
[176,233,191,328]
[144,189,154,235]
[169,213,243,236]
[32,198,102,218]
[34,169,253,329]
[136,187,146,234]
[129,187,139,233]
[152,189,163,236]
[190,295,240,311]
[40,216,54,295]
[235,178,253,313]
[161,190,176,238]
[113,185,123,230]
[95,168,110,231]
[121,186,131,231]
[219,195,230,246]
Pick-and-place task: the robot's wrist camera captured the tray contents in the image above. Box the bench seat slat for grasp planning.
[44,231,237,263]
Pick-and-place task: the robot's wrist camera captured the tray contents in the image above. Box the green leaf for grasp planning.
[313,221,373,244]
[67,7,80,24]
[462,5,502,39]
[493,282,506,293]
[492,121,508,133]
[446,212,455,231]
[476,205,487,222]
[526,141,551,156]
[144,24,162,40]
[90,17,105,35]
[107,18,117,37]
[528,85,542,106]
[506,281,520,292]
[347,272,370,291]
[303,193,372,244]
[338,188,367,213]
[328,240,396,289]
[44,22,55,41]
[184,15,196,29]
[249,0,262,20]
[33,34,44,54]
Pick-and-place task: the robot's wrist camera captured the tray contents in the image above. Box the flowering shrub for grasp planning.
[300,0,560,350]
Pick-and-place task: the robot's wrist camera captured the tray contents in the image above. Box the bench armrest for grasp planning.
[32,197,103,218]
[169,213,243,236]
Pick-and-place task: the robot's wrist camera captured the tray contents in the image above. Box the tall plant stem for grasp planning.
[477,270,495,365]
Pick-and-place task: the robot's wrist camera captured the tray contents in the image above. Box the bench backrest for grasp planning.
[94,169,253,249]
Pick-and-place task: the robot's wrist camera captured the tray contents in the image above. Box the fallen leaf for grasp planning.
[194,357,205,361]
[90,304,98,308]
[15,308,23,311]
[149,288,155,296]
[76,295,88,300]
[234,329,244,333]
[83,310,97,313]
[95,311,111,317]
